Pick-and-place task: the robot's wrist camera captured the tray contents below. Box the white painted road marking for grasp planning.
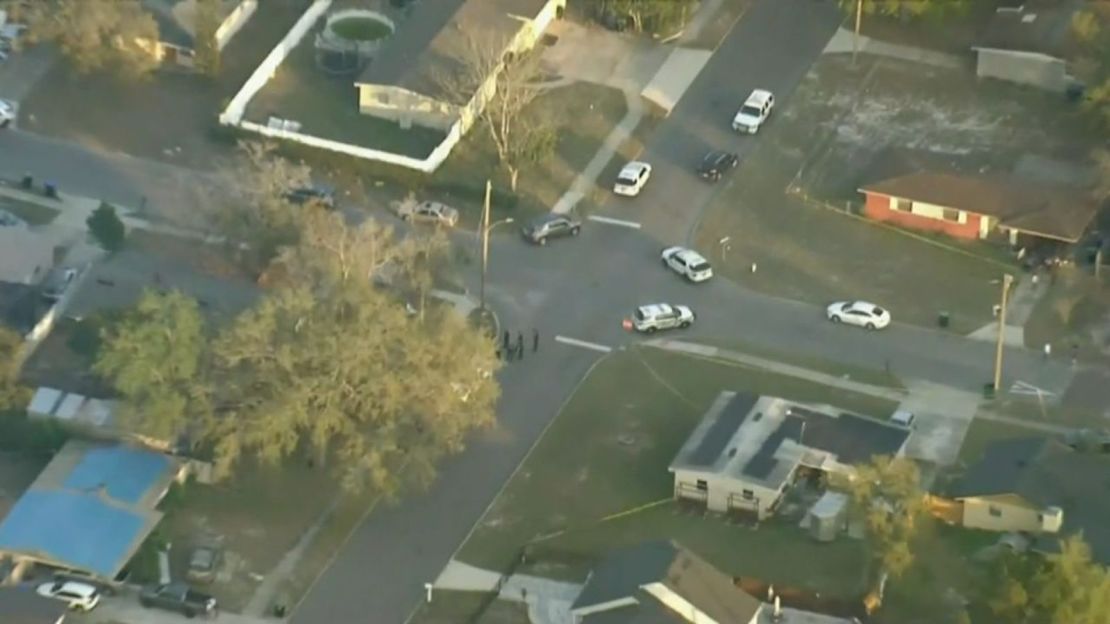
[1009,380,1056,398]
[588,215,642,229]
[555,335,613,353]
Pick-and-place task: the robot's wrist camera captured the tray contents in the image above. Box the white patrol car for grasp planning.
[732,89,774,134]
[661,246,713,282]
[613,161,652,197]
[632,303,695,333]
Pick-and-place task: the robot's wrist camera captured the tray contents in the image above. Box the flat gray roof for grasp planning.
[355,0,551,102]
[670,393,908,490]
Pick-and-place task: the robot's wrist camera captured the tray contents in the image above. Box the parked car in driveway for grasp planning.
[0,99,14,128]
[284,185,336,209]
[826,301,891,330]
[632,303,695,333]
[36,579,101,611]
[732,89,774,134]
[394,200,459,227]
[521,213,581,245]
[661,246,713,282]
[186,544,224,584]
[140,583,217,619]
[613,161,652,197]
[697,150,738,181]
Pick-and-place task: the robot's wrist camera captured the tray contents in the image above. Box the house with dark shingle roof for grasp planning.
[354,0,566,131]
[858,168,1100,245]
[948,436,1110,565]
[0,441,181,584]
[669,392,908,520]
[571,541,765,624]
[140,0,258,69]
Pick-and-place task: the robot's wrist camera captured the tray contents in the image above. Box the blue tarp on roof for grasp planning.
[0,491,145,577]
[63,446,172,504]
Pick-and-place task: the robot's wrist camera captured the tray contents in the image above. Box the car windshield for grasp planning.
[634,309,646,321]
[690,262,710,272]
[740,105,762,117]
[617,175,637,185]
[872,307,886,316]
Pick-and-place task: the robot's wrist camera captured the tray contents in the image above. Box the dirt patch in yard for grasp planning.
[19,0,309,169]
[693,54,1096,333]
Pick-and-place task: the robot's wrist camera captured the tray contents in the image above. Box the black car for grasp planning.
[139,583,218,619]
[284,185,337,209]
[521,213,582,246]
[697,150,739,181]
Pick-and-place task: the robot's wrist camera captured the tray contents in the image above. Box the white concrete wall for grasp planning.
[975,49,1069,93]
[215,0,258,50]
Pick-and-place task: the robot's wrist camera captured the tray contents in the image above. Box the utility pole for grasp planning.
[853,0,863,66]
[479,179,491,311]
[993,273,1014,393]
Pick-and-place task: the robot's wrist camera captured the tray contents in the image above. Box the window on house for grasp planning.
[988,505,1002,518]
[894,198,912,212]
[696,479,708,491]
[942,208,962,222]
[742,489,754,500]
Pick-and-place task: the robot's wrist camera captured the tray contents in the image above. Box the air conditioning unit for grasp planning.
[1039,506,1063,533]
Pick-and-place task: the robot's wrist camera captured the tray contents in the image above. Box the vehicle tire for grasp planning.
[646,326,657,334]
[830,315,841,324]
[865,322,876,330]
[538,237,547,246]
[571,227,580,236]
[680,321,691,329]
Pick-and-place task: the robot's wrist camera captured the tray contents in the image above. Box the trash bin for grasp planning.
[43,182,57,199]
[1066,83,1086,103]
[938,312,950,329]
[983,383,996,400]
[20,174,32,190]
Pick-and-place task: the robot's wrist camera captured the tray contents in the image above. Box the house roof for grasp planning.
[143,0,242,49]
[573,541,764,623]
[0,229,53,285]
[0,281,47,336]
[0,587,66,624]
[355,0,550,102]
[0,440,176,579]
[860,171,1100,243]
[670,393,907,491]
[950,436,1110,564]
[973,4,1076,58]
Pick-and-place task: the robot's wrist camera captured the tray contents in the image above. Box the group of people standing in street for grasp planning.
[499,328,539,361]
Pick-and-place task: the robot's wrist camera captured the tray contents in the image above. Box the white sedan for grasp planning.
[826,301,891,330]
[0,99,14,128]
[613,161,652,197]
[661,247,713,282]
[36,580,101,611]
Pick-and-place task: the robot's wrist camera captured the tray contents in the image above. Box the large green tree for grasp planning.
[94,290,209,441]
[839,456,926,589]
[205,211,499,494]
[22,0,160,80]
[1070,8,1110,130]
[193,0,222,76]
[838,0,970,20]
[991,535,1110,624]
[595,0,697,35]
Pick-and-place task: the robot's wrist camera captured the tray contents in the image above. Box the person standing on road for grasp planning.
[503,330,511,355]
[532,328,540,353]
[516,332,525,360]
[1043,343,1052,360]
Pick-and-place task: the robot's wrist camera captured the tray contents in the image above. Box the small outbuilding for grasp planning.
[971,2,1079,93]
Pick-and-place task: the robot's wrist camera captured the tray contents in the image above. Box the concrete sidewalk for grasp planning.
[967,277,1049,347]
[823,27,965,69]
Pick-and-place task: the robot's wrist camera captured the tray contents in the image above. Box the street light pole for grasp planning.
[853,0,863,66]
[478,180,513,313]
[993,273,1014,393]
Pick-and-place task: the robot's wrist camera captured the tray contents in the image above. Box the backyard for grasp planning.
[456,345,898,598]
[693,54,1096,334]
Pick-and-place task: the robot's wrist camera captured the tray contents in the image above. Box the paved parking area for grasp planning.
[0,45,55,104]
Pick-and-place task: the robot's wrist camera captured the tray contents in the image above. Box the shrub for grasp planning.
[86,202,126,252]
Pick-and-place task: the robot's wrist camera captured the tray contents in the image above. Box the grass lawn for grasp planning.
[1023,265,1110,362]
[457,346,896,596]
[407,591,529,624]
[0,194,60,225]
[244,30,445,159]
[692,54,1095,334]
[857,3,999,56]
[701,338,905,390]
[160,463,341,611]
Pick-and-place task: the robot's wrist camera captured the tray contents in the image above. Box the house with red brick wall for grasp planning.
[859,171,1100,245]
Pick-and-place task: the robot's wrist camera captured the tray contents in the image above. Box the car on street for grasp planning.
[660,246,713,282]
[826,301,891,330]
[613,161,652,197]
[41,267,78,302]
[139,583,218,619]
[0,99,14,128]
[889,410,916,429]
[631,303,695,333]
[521,213,581,245]
[732,89,774,134]
[186,544,224,584]
[395,200,459,227]
[284,185,336,209]
[697,150,738,181]
[36,580,101,611]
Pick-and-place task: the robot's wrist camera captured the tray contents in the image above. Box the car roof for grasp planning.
[52,581,97,596]
[639,303,674,316]
[704,151,732,162]
[619,161,650,177]
[675,248,709,264]
[745,89,773,106]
